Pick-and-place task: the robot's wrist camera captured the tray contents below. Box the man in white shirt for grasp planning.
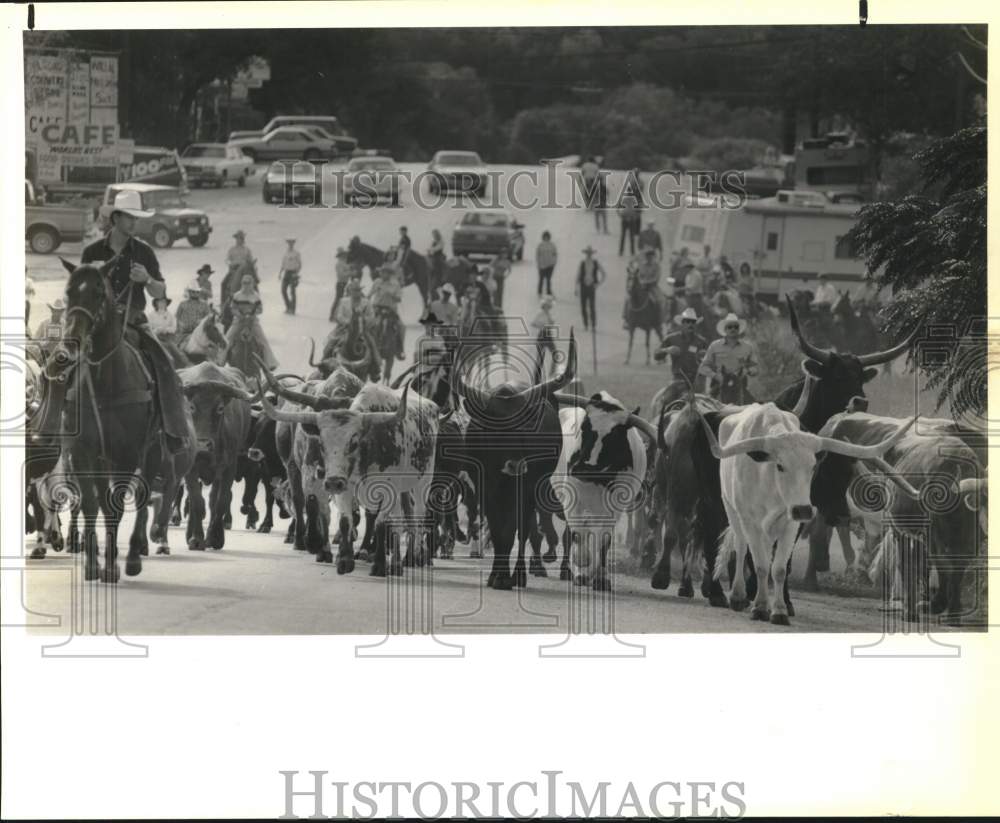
[813,273,839,309]
[279,237,302,315]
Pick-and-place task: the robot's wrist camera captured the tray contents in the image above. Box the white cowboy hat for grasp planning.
[185,279,206,297]
[440,283,456,296]
[716,312,747,337]
[673,306,701,325]
[48,297,67,312]
[111,189,154,220]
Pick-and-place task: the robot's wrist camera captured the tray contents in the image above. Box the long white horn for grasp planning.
[820,416,916,460]
[628,414,659,446]
[697,413,772,460]
[790,373,815,418]
[855,458,921,500]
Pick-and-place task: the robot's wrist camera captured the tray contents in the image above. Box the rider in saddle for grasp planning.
[653,306,709,411]
[396,226,412,269]
[175,280,212,350]
[228,272,279,371]
[622,246,668,330]
[413,309,454,406]
[79,189,190,454]
[369,264,405,361]
[324,276,371,361]
[697,312,759,399]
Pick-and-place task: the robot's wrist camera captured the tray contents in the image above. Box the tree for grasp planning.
[846,126,986,418]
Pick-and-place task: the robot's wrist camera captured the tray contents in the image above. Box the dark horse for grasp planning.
[47,259,159,581]
[624,266,665,365]
[348,236,430,306]
[711,364,756,404]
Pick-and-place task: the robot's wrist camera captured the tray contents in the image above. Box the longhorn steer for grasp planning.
[706,404,913,624]
[810,413,985,622]
[549,391,659,588]
[647,296,918,607]
[453,332,578,589]
[178,362,253,551]
[258,381,440,576]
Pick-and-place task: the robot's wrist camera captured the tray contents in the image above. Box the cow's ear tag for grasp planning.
[747,450,770,463]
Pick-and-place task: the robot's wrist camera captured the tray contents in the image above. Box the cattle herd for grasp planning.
[24,290,988,629]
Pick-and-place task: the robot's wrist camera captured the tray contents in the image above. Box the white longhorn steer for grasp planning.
[703,402,913,625]
[259,382,439,577]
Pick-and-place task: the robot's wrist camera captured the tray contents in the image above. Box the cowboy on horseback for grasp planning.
[651,306,708,417]
[78,189,190,453]
[622,246,669,332]
[369,264,406,361]
[697,312,759,403]
[324,276,371,360]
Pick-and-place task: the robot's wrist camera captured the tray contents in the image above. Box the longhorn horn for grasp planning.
[364,380,411,427]
[786,294,831,364]
[628,413,659,446]
[452,361,490,413]
[390,362,418,390]
[255,384,321,427]
[532,328,577,397]
[308,338,321,368]
[790,373,816,417]
[255,358,350,411]
[819,416,916,461]
[857,323,922,367]
[854,460,922,501]
[552,392,590,407]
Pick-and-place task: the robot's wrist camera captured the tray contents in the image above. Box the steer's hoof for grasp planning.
[785,601,796,618]
[708,590,729,608]
[573,574,587,586]
[770,613,791,626]
[678,580,694,598]
[50,532,64,552]
[750,606,770,622]
[593,576,612,592]
[156,545,170,556]
[125,558,142,577]
[257,523,272,534]
[529,558,548,577]
[84,562,100,581]
[729,596,748,612]
[101,565,120,584]
[170,514,182,527]
[316,550,333,564]
[542,549,557,563]
[188,538,205,551]
[355,549,371,562]
[370,562,387,577]
[559,566,572,582]
[29,545,47,560]
[245,518,257,531]
[388,562,403,577]
[650,569,670,590]
[68,532,82,554]
[511,568,527,588]
[337,555,355,575]
[139,544,149,557]
[490,573,514,590]
[284,534,295,545]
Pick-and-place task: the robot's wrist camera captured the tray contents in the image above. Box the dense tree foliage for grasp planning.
[27,25,985,165]
[847,126,986,418]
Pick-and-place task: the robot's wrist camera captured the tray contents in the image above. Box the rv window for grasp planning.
[766,232,779,251]
[806,166,864,186]
[681,225,706,243]
[802,241,825,262]
[835,236,859,259]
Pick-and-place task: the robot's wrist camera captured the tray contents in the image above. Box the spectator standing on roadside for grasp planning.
[279,237,302,315]
[536,230,558,297]
[575,245,606,331]
[619,189,641,257]
[489,250,511,310]
[330,247,352,321]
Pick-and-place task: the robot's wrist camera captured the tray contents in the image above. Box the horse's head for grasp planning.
[53,258,115,367]
[201,313,227,348]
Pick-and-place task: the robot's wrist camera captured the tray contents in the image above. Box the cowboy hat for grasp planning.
[48,298,66,312]
[716,312,747,337]
[197,264,215,276]
[582,245,596,254]
[285,237,296,244]
[185,279,206,297]
[110,189,154,220]
[440,283,456,296]
[673,306,701,325]
[419,310,442,326]
[232,229,246,239]
[154,295,173,307]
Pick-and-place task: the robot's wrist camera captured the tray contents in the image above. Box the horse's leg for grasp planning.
[186,474,206,550]
[258,480,275,533]
[625,327,634,365]
[78,475,101,581]
[99,475,123,583]
[645,328,651,366]
[170,482,184,526]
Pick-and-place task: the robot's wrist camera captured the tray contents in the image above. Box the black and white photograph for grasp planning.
[2,2,997,819]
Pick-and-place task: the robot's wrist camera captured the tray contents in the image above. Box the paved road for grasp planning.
[21,161,912,635]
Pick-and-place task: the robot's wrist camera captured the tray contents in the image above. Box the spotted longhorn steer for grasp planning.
[548,391,659,588]
[256,362,364,564]
[706,403,913,624]
[258,381,440,576]
[809,413,985,622]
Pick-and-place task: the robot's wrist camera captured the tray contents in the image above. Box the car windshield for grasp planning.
[461,212,508,228]
[438,153,482,166]
[142,190,187,209]
[306,127,335,141]
[183,146,225,158]
[349,159,395,171]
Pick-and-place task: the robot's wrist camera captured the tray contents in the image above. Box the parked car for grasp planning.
[181,143,254,188]
[230,127,337,163]
[451,209,524,259]
[427,150,488,195]
[343,156,400,205]
[261,161,324,204]
[228,116,358,157]
[98,183,212,248]
[25,180,92,254]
